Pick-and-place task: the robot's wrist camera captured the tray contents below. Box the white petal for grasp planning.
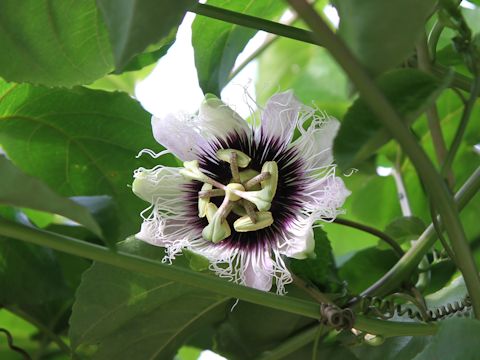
[302,174,351,219]
[152,114,206,161]
[132,166,186,210]
[136,219,162,245]
[199,95,250,139]
[294,117,340,169]
[260,91,305,145]
[278,215,316,260]
[243,250,274,292]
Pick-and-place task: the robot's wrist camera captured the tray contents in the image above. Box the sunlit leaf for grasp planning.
[0,80,173,240]
[97,0,195,70]
[0,0,113,87]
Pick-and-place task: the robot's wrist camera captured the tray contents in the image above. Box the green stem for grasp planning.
[441,74,480,176]
[361,166,480,298]
[0,218,437,337]
[428,21,445,62]
[228,34,279,81]
[257,325,324,360]
[190,3,320,46]
[333,218,404,257]
[416,33,449,167]
[287,0,480,318]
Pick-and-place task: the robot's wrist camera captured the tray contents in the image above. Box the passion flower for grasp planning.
[132,91,350,294]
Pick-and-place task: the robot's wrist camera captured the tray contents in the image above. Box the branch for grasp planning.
[0,218,437,337]
[190,3,320,46]
[333,218,404,257]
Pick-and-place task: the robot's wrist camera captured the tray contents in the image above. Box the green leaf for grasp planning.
[0,236,68,305]
[334,69,450,170]
[338,248,398,294]
[257,38,351,119]
[72,196,119,246]
[87,63,155,95]
[119,31,176,73]
[214,301,313,360]
[413,318,480,360]
[382,216,426,248]
[290,228,341,292]
[0,156,105,240]
[334,0,436,75]
[69,239,230,360]
[182,248,210,272]
[193,0,286,95]
[405,89,480,236]
[0,0,113,87]
[0,80,173,240]
[97,0,195,70]
[351,335,430,360]
[175,346,203,360]
[283,343,359,360]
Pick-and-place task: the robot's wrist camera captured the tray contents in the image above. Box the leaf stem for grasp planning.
[0,218,437,337]
[360,166,480,298]
[287,0,480,318]
[190,3,320,46]
[333,218,404,257]
[441,74,480,176]
[416,33,449,168]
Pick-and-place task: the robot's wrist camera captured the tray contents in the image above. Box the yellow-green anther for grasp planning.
[217,149,251,168]
[198,183,212,218]
[234,211,273,232]
[239,189,272,211]
[205,202,217,223]
[179,160,208,182]
[202,203,232,243]
[260,161,278,199]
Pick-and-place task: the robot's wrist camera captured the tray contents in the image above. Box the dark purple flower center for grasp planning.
[184,131,306,251]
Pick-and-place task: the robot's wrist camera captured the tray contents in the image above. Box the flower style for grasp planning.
[132,91,350,294]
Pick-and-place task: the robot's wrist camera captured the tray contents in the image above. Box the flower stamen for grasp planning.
[181,152,279,242]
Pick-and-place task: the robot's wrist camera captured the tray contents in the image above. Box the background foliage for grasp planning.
[0,0,479,359]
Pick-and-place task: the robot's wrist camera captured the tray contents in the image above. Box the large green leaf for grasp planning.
[0,156,106,240]
[334,69,449,170]
[413,318,479,360]
[0,0,113,87]
[69,239,230,360]
[193,0,286,95]
[0,80,171,240]
[97,0,195,70]
[0,236,67,306]
[214,301,313,360]
[334,0,436,75]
